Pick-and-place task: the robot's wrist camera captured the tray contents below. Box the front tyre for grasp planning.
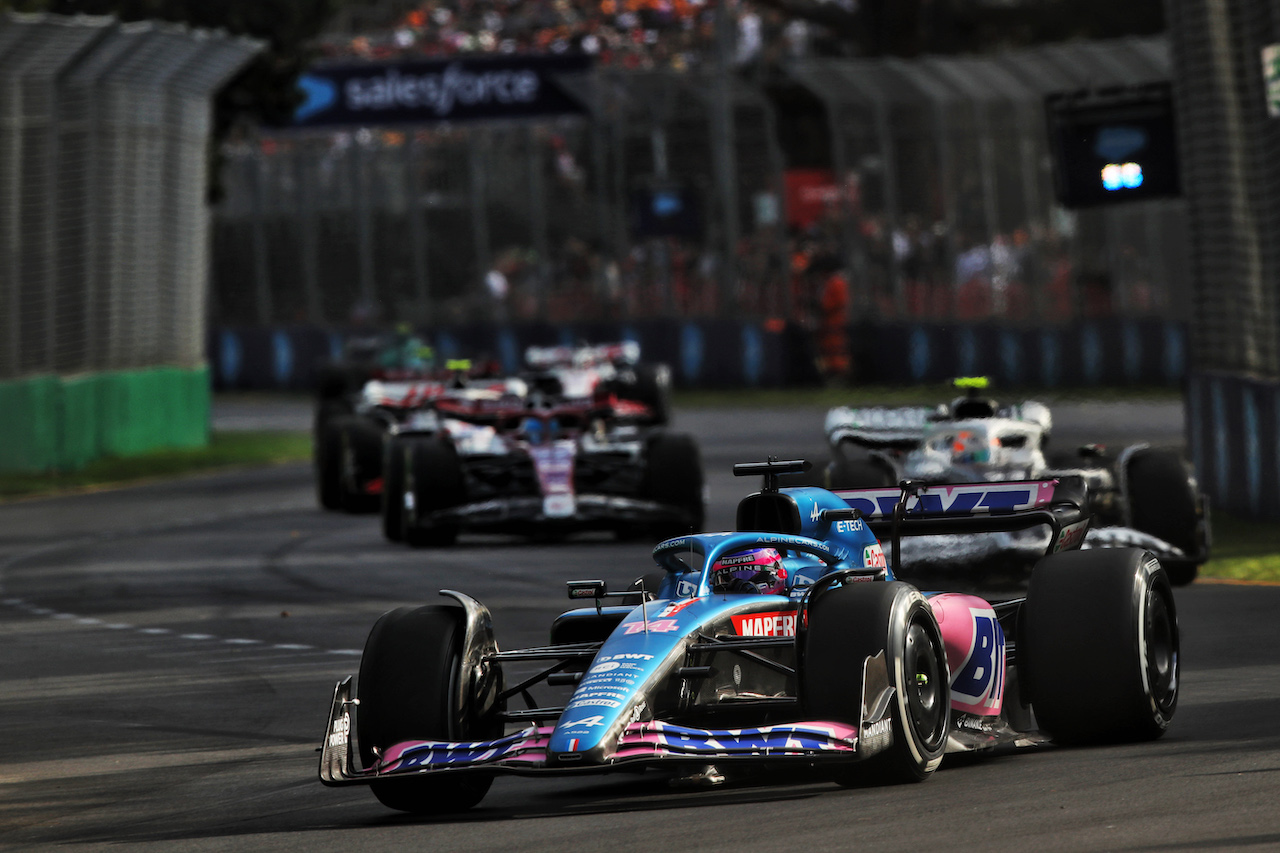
[1126,448,1205,585]
[1021,548,1179,743]
[824,443,896,490]
[642,433,705,539]
[803,581,949,784]
[356,605,500,813]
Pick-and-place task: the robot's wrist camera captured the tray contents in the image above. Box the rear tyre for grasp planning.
[356,605,501,814]
[803,581,949,784]
[315,419,344,511]
[404,438,464,547]
[381,436,413,542]
[642,433,704,540]
[313,397,354,438]
[1126,449,1204,585]
[331,416,384,514]
[1021,548,1179,743]
[626,364,671,425]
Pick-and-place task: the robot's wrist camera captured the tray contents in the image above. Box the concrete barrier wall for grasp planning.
[209,320,1188,393]
[0,367,210,474]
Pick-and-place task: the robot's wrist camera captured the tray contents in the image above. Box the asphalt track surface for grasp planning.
[2,400,1278,852]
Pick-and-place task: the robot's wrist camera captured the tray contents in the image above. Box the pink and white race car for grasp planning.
[380,386,702,546]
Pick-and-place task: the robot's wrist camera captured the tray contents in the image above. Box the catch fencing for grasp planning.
[0,13,260,472]
[0,12,261,382]
[212,36,1191,330]
[1166,0,1280,520]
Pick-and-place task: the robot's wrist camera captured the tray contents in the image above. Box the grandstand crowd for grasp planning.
[315,0,820,70]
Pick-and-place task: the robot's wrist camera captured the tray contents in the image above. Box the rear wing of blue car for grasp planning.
[732,460,1090,572]
[831,476,1092,568]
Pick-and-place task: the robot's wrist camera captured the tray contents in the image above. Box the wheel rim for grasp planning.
[903,618,947,748]
[1143,585,1178,714]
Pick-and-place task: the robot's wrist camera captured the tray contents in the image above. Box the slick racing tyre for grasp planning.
[330,415,384,514]
[622,363,671,425]
[641,433,705,540]
[825,443,896,490]
[381,436,415,542]
[802,581,949,784]
[1021,548,1179,743]
[1126,449,1204,586]
[314,418,345,511]
[357,605,503,814]
[404,438,464,547]
[313,397,354,438]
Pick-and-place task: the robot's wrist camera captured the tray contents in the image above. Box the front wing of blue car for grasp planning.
[320,647,895,785]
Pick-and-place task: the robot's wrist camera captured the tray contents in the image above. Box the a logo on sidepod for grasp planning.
[732,611,798,637]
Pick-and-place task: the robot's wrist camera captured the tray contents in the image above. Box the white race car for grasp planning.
[823,378,1209,585]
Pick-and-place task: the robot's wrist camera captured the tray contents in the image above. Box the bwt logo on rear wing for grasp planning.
[833,480,1059,520]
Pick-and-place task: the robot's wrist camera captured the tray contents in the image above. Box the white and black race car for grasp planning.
[823,378,1210,584]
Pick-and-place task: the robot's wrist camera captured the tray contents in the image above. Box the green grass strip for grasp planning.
[0,431,312,501]
[1199,510,1280,583]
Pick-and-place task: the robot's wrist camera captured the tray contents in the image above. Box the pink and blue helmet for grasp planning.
[711,548,788,595]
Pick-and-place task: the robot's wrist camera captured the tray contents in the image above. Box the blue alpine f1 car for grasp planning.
[319,460,1179,813]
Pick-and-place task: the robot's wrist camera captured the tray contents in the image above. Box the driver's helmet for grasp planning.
[711,548,788,595]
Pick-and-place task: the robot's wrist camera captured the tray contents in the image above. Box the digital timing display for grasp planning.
[1046,83,1180,208]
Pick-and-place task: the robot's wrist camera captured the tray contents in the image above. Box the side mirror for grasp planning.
[566,579,608,601]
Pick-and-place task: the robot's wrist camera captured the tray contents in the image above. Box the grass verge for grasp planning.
[1199,510,1280,583]
[0,431,312,502]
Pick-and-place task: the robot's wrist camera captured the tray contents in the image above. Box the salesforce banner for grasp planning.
[293,54,592,126]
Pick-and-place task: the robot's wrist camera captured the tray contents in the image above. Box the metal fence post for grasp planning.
[711,2,740,312]
[404,134,430,322]
[251,145,273,324]
[295,143,322,323]
[469,131,492,310]
[527,124,549,321]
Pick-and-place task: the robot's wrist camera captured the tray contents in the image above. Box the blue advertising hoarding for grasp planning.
[293,54,593,126]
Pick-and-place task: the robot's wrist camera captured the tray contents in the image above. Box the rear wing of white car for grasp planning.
[824,406,936,450]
